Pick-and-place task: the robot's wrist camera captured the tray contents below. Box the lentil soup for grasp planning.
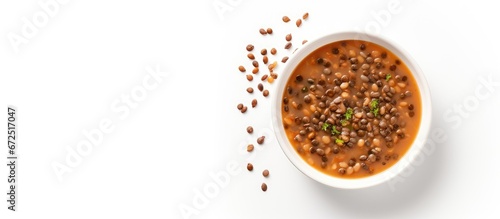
[281,40,421,178]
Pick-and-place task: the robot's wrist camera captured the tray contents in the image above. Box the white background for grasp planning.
[1,0,500,218]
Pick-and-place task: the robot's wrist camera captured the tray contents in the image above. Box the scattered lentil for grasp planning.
[296,19,302,27]
[257,136,265,144]
[282,16,290,22]
[247,163,254,171]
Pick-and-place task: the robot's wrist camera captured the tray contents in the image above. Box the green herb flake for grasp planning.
[345,108,353,120]
[386,74,392,81]
[331,126,340,135]
[370,99,380,117]
[335,138,344,144]
[322,122,330,131]
[374,108,379,117]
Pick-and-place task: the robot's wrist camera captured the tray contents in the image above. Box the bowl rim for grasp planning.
[271,31,432,189]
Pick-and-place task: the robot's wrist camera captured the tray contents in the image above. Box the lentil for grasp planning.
[271,48,277,55]
[263,90,269,97]
[247,53,255,60]
[252,67,259,74]
[261,74,268,81]
[247,144,254,152]
[246,44,254,51]
[263,169,269,177]
[303,12,309,19]
[296,19,302,27]
[247,163,254,171]
[246,74,253,81]
[261,183,267,191]
[257,136,265,144]
[252,99,257,108]
[238,65,246,72]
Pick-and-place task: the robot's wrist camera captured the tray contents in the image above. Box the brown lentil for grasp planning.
[261,183,267,191]
[246,74,253,81]
[296,19,302,27]
[247,126,254,134]
[247,53,255,60]
[286,33,292,41]
[247,163,254,171]
[252,67,259,74]
[259,28,267,35]
[266,28,273,34]
[271,48,277,55]
[240,106,247,113]
[261,48,267,55]
[282,16,290,22]
[246,44,254,51]
[247,144,254,152]
[252,99,257,108]
[238,65,246,72]
[282,56,289,63]
[247,87,254,93]
[262,169,269,177]
[237,103,243,110]
[303,12,309,19]
[258,83,264,91]
[252,61,259,67]
[302,40,308,45]
[257,136,265,144]
[285,42,292,49]
[263,90,269,97]
[263,56,269,64]
[261,74,269,81]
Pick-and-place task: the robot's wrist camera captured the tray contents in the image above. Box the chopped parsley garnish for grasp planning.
[331,126,340,135]
[386,74,392,81]
[335,138,344,144]
[345,108,353,120]
[321,122,330,131]
[370,99,380,117]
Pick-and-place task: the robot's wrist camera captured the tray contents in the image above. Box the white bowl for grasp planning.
[271,31,432,189]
